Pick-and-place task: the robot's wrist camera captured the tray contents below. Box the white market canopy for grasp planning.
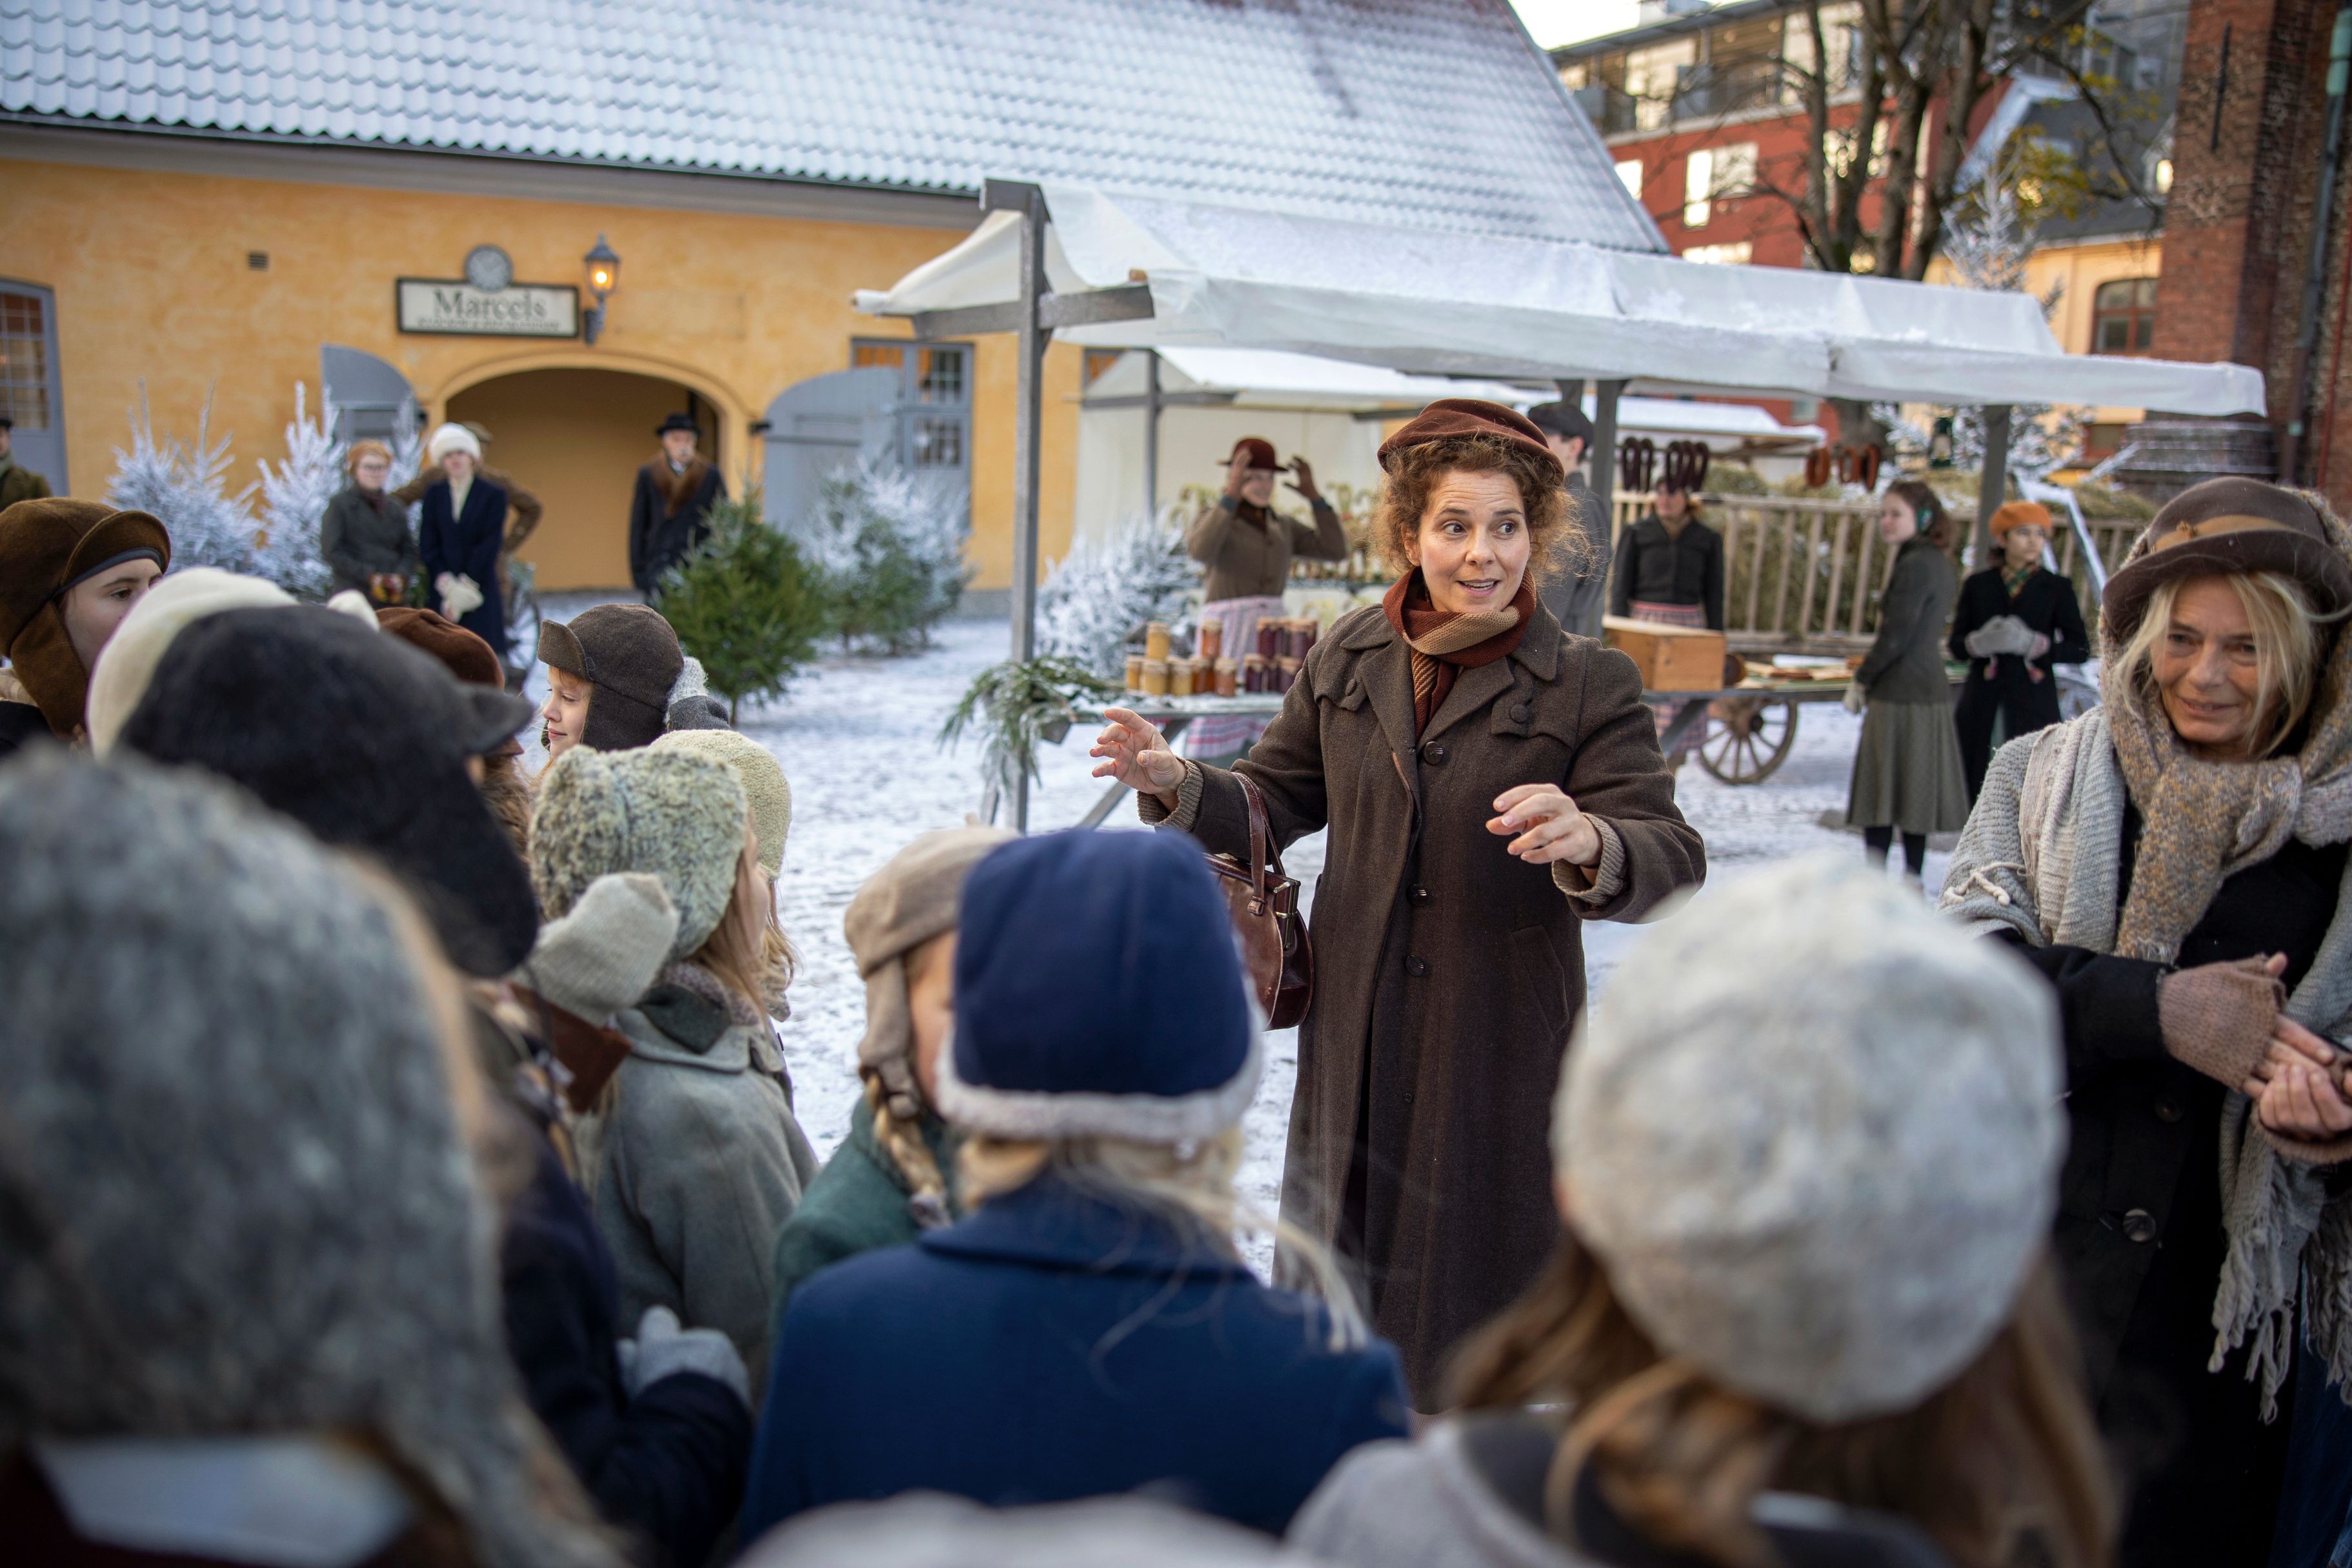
[856,185,2265,416]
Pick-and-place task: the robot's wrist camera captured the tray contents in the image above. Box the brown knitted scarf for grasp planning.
[1382,572,1533,736]
[2101,499,2352,963]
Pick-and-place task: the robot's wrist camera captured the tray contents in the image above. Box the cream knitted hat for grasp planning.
[530,748,748,961]
[517,872,681,1023]
[1557,855,2064,1423]
[651,729,792,879]
[427,423,483,463]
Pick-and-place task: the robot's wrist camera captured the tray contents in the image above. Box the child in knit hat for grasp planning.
[533,745,820,1391]
[1291,856,2113,1568]
[766,825,1012,1321]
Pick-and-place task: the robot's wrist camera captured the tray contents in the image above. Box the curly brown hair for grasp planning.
[1376,433,1589,584]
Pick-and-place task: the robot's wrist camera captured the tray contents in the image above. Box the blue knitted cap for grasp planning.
[937,829,1259,1142]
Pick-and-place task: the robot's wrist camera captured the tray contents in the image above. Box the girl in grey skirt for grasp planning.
[1845,480,1968,881]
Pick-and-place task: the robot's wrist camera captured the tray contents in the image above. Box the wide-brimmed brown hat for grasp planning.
[377,606,523,757]
[1376,398,1564,485]
[0,498,172,738]
[2102,477,2352,640]
[1223,437,1280,472]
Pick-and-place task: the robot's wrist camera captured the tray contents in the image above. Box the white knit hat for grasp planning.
[427,423,483,463]
[86,568,376,756]
[1557,856,2064,1423]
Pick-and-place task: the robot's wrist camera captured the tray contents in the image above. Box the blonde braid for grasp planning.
[861,1073,951,1229]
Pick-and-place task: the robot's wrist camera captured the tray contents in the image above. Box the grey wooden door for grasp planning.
[320,344,416,445]
[761,366,898,528]
[1,282,68,494]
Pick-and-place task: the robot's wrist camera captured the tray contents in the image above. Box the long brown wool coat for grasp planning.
[1151,600,1703,1403]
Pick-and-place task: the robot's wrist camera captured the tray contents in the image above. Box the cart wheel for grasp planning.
[1698,698,1798,785]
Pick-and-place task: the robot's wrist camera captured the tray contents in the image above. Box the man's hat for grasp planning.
[656,412,700,437]
[1525,401,1594,447]
[1223,437,1280,472]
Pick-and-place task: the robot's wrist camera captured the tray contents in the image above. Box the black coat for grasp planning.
[2005,805,2348,1567]
[419,476,509,655]
[1607,513,1724,630]
[505,1137,750,1568]
[1949,565,2090,798]
[630,459,727,592]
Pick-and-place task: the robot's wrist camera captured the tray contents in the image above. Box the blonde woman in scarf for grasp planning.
[1942,476,2352,1568]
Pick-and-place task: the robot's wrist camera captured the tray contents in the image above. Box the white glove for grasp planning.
[1963,614,2037,658]
[616,1305,750,1410]
[435,572,484,621]
[1842,681,1866,715]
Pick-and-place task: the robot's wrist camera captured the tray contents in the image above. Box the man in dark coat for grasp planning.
[630,413,727,593]
[0,416,54,510]
[1949,499,2091,799]
[1527,401,1605,639]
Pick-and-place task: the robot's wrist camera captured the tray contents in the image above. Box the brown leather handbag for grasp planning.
[1203,774,1314,1029]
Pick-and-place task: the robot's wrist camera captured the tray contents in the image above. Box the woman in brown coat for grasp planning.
[1092,399,1704,1406]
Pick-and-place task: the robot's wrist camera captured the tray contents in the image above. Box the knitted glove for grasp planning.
[617,1305,750,1409]
[517,872,679,1023]
[1964,615,2038,658]
[2158,956,2287,1089]
[436,572,483,621]
[1842,682,1865,715]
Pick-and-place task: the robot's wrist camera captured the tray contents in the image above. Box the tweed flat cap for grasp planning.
[2103,477,2352,639]
[1558,855,2063,1423]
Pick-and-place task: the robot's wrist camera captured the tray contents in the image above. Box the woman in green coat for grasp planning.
[769,827,1013,1313]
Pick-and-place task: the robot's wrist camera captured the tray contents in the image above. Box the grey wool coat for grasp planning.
[1146,601,1703,1403]
[578,974,820,1395]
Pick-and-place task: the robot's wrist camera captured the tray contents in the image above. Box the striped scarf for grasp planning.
[1382,572,1534,736]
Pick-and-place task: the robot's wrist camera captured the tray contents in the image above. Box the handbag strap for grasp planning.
[1235,773,1274,900]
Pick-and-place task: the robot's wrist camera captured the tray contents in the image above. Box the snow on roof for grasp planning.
[0,0,1664,248]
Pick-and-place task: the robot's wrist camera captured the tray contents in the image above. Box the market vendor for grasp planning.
[1949,499,2090,800]
[1095,399,1703,1409]
[1608,472,1725,765]
[1181,437,1351,767]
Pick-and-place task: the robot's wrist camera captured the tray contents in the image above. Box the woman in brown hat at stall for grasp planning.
[0,497,169,759]
[1949,498,2091,800]
[1093,399,1704,1409]
[1181,437,1351,768]
[1943,476,2352,1567]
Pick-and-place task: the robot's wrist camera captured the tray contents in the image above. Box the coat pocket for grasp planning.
[1508,925,1571,1045]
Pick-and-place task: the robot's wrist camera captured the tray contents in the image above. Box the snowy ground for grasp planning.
[530,594,1948,1265]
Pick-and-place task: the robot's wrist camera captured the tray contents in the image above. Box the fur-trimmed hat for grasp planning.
[938,830,1258,1143]
[845,826,1018,1121]
[531,747,749,961]
[118,605,541,977]
[0,497,170,739]
[1376,398,1563,485]
[538,604,687,751]
[427,423,482,463]
[2103,477,2352,640]
[1556,856,2062,1424]
[0,749,615,1568]
[650,729,792,878]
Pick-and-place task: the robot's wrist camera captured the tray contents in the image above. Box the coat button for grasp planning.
[1511,704,1531,723]
[2122,1209,2159,1244]
[1405,956,1430,978]
[2154,1097,2184,1124]
[1409,885,1431,907]
[1423,742,1447,764]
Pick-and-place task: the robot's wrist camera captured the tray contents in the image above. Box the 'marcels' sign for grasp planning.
[396,279,579,338]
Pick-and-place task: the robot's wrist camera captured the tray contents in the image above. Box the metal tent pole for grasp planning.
[1587,380,1626,639]
[1974,406,2013,571]
[1143,350,1162,519]
[1003,181,1049,830]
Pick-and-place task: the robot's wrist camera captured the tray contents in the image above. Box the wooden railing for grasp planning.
[1606,495,2141,649]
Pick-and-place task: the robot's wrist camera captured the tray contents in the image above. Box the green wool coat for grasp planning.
[0,460,54,511]
[769,1096,960,1318]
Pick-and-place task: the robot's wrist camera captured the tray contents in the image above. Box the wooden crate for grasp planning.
[1603,616,1727,692]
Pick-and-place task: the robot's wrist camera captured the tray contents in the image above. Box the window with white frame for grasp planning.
[1684,150,1714,227]
[1683,241,1754,265]
[1615,159,1643,199]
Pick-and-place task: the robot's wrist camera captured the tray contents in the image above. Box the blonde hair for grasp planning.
[686,839,794,1020]
[958,1129,1367,1352]
[1447,1237,2113,1568]
[859,931,954,1211]
[2120,570,2324,760]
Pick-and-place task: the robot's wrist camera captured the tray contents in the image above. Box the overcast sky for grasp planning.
[1511,0,1647,48]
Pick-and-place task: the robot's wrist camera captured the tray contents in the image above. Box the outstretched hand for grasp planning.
[1487,783,1602,867]
[1286,456,1322,503]
[1090,707,1185,807]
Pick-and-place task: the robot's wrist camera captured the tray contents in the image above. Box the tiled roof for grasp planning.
[0,0,1663,249]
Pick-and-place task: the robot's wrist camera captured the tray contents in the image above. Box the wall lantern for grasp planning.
[582,235,621,344]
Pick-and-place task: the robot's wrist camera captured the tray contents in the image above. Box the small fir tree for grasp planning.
[107,383,258,572]
[793,457,972,654]
[656,486,829,724]
[252,382,343,599]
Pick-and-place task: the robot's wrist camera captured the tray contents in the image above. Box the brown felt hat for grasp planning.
[1377,398,1564,485]
[377,607,523,756]
[1989,501,2053,539]
[2102,477,2352,641]
[537,603,683,752]
[1223,437,1280,471]
[0,498,172,739]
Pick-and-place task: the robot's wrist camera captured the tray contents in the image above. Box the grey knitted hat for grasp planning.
[0,749,616,1568]
[530,746,749,961]
[1558,856,2064,1424]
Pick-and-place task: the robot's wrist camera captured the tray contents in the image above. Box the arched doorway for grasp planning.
[448,368,718,590]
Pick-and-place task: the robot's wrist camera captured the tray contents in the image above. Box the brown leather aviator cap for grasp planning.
[1376,398,1564,485]
[2102,477,2352,640]
[0,498,172,738]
